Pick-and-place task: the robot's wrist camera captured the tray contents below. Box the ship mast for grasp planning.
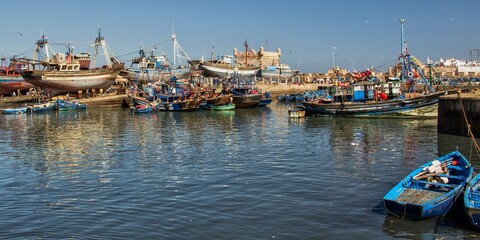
[32,35,55,68]
[244,39,248,66]
[399,18,406,82]
[91,28,112,69]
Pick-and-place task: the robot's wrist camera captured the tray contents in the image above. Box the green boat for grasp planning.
[211,103,235,111]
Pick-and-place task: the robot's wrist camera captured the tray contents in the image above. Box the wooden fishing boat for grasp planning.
[21,31,123,95]
[211,103,235,111]
[0,57,34,96]
[28,100,56,112]
[2,107,28,114]
[57,99,87,111]
[464,173,480,228]
[288,107,305,118]
[130,101,158,114]
[383,151,473,220]
[231,86,261,108]
[257,92,273,107]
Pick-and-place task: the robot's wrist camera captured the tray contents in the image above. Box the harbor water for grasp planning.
[1,101,479,239]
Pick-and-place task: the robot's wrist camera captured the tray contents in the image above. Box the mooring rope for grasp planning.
[457,90,480,160]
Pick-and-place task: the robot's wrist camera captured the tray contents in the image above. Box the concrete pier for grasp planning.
[438,91,480,137]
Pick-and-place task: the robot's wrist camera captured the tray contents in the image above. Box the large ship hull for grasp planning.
[120,67,191,83]
[0,76,35,95]
[21,65,123,95]
[199,62,259,78]
[257,69,299,79]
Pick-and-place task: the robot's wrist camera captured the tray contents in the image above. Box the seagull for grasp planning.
[449,18,455,22]
[16,32,23,37]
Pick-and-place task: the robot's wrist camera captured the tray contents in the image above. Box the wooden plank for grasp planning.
[396,188,445,205]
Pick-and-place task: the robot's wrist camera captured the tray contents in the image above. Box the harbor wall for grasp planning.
[438,92,480,137]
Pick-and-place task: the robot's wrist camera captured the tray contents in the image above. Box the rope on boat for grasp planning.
[457,90,480,160]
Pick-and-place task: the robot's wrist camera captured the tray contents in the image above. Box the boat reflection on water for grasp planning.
[382,215,442,239]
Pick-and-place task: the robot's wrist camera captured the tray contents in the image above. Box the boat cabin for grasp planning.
[383,78,402,99]
[352,81,375,102]
[57,63,80,71]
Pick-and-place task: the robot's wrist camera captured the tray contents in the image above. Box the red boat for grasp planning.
[0,57,34,96]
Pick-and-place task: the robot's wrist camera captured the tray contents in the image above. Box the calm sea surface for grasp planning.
[1,101,479,239]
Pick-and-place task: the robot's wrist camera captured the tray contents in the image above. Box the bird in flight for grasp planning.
[16,32,23,36]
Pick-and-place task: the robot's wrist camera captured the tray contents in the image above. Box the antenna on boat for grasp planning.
[399,19,406,83]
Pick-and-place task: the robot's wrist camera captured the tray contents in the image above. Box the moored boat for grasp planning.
[57,99,87,111]
[288,106,305,118]
[28,100,56,112]
[2,107,28,114]
[231,86,262,108]
[257,91,273,107]
[464,173,480,229]
[383,150,473,220]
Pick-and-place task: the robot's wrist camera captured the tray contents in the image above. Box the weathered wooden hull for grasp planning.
[302,92,443,117]
[120,67,190,83]
[383,151,472,220]
[232,94,261,108]
[257,69,299,79]
[199,62,259,78]
[0,76,35,95]
[21,65,123,95]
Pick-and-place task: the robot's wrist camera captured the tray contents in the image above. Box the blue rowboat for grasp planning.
[383,151,473,220]
[3,107,28,114]
[29,101,57,112]
[464,172,480,228]
[57,99,87,111]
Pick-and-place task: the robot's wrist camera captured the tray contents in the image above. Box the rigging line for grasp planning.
[457,91,480,159]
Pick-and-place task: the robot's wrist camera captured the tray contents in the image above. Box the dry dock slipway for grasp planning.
[438,90,480,137]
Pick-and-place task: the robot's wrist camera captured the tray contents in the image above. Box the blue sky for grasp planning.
[1,0,479,73]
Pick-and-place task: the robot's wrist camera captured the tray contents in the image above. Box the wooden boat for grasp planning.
[302,91,443,117]
[20,31,123,95]
[28,100,56,112]
[2,107,28,114]
[257,91,273,107]
[199,61,260,78]
[231,86,262,108]
[211,103,235,111]
[383,151,473,220]
[464,173,480,228]
[130,101,158,114]
[288,107,305,118]
[256,63,299,80]
[0,57,35,96]
[57,99,87,111]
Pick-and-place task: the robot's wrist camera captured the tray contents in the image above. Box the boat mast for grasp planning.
[399,19,406,83]
[244,39,248,66]
[91,28,112,69]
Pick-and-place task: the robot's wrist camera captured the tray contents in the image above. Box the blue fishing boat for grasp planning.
[383,151,473,220]
[464,173,480,228]
[130,102,156,114]
[2,107,28,114]
[28,101,57,112]
[57,99,87,111]
[258,92,272,107]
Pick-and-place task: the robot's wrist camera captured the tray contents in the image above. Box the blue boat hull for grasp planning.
[464,173,480,228]
[3,107,28,114]
[383,151,473,220]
